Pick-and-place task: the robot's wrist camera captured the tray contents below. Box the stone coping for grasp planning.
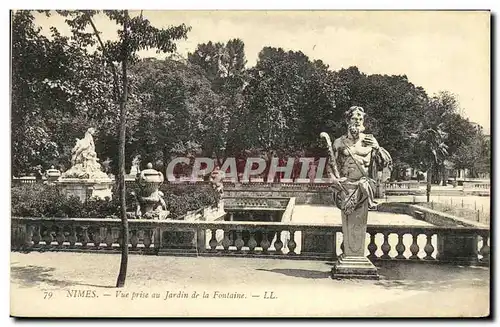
[55,178,113,184]
[408,204,489,229]
[377,202,489,229]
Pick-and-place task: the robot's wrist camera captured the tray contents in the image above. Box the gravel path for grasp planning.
[10,252,490,318]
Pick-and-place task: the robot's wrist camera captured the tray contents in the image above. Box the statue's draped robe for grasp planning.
[333,146,392,214]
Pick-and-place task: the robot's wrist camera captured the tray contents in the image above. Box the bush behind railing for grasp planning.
[11,183,220,219]
[159,184,220,217]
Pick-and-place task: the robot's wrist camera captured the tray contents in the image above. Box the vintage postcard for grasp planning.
[9,9,491,318]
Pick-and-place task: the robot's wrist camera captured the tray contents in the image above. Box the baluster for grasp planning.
[367,232,377,260]
[380,232,391,259]
[395,232,406,260]
[248,231,257,252]
[81,226,90,247]
[409,232,420,260]
[234,231,244,252]
[423,233,435,260]
[260,231,271,254]
[143,229,152,249]
[209,229,218,251]
[43,224,55,247]
[287,230,297,255]
[68,226,77,248]
[24,224,34,248]
[130,230,139,250]
[55,225,66,246]
[479,233,490,262]
[92,228,101,249]
[221,230,231,252]
[105,227,114,249]
[274,231,283,254]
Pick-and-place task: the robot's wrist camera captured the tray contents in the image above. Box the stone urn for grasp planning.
[45,166,61,184]
[134,163,169,219]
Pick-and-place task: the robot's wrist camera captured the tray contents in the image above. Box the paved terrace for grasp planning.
[291,205,433,225]
[11,252,489,318]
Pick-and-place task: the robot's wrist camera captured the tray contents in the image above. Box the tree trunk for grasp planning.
[426,163,433,203]
[116,10,129,288]
[441,164,447,186]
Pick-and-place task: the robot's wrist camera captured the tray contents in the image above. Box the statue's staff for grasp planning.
[320,132,348,195]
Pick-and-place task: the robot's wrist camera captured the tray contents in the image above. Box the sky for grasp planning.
[32,10,491,133]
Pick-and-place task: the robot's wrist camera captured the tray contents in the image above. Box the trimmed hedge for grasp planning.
[11,183,220,219]
[160,183,221,218]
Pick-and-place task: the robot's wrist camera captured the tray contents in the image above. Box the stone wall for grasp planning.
[224,189,331,205]
[376,202,489,228]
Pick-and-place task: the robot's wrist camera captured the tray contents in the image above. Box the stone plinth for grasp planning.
[301,230,336,260]
[332,199,379,280]
[55,178,113,203]
[332,255,379,280]
[437,234,479,265]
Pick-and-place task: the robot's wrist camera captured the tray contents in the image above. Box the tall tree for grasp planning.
[11,11,115,174]
[58,10,190,287]
[336,67,429,179]
[411,92,457,201]
[128,58,222,173]
[241,47,351,160]
[451,128,490,178]
[188,38,248,158]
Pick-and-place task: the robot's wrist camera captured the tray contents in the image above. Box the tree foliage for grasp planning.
[11,11,489,186]
[11,11,115,174]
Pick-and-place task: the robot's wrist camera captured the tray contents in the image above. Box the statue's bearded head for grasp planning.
[345,106,366,138]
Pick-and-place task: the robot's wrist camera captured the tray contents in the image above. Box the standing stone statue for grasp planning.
[129,155,141,177]
[209,165,225,196]
[321,106,392,279]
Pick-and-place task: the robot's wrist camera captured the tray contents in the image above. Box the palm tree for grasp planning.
[412,123,449,202]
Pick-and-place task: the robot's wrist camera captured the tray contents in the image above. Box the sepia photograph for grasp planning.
[8,8,491,318]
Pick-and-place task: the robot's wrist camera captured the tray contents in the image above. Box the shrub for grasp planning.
[160,183,220,217]
[10,184,120,218]
[11,182,220,219]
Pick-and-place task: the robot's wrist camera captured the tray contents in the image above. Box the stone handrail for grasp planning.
[384,181,423,195]
[463,181,490,196]
[12,176,40,184]
[11,216,489,265]
[463,181,490,189]
[224,196,290,210]
[384,181,421,189]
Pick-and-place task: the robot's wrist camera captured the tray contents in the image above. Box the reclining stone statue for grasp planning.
[61,127,109,179]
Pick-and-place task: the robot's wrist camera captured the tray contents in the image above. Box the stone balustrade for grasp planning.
[224,196,290,210]
[384,181,423,195]
[12,176,39,184]
[11,217,489,265]
[463,181,490,196]
[463,181,490,189]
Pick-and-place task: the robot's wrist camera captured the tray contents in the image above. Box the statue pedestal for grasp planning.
[331,197,379,280]
[332,255,379,280]
[56,178,113,203]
